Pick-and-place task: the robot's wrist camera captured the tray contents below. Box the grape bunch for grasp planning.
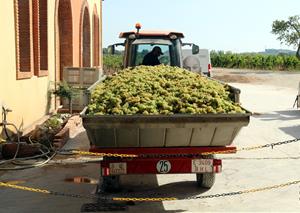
[87,65,245,115]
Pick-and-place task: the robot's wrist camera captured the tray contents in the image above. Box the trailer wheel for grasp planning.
[196,173,215,189]
[196,154,216,188]
[100,176,121,193]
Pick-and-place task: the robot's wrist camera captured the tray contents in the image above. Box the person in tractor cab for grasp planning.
[142,46,163,66]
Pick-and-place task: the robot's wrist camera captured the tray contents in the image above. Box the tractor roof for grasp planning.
[119,31,184,38]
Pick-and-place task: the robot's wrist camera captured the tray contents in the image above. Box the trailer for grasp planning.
[80,77,251,192]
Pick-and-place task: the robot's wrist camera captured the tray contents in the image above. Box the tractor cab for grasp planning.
[108,23,200,69]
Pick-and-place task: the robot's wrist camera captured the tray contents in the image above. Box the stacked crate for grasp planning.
[62,67,102,111]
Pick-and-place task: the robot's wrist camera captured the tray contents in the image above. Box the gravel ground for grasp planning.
[212,68,300,89]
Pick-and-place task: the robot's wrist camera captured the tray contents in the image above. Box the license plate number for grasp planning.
[109,163,127,175]
[192,159,213,173]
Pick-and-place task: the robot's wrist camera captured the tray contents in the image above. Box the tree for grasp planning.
[272,15,300,59]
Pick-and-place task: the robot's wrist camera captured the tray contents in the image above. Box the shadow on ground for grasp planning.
[90,174,209,212]
[279,125,300,139]
[253,110,300,121]
[64,130,90,151]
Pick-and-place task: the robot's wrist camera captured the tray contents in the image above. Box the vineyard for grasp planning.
[103,54,123,75]
[103,52,300,73]
[210,51,300,71]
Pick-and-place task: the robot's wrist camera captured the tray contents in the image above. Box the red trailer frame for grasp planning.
[90,146,236,176]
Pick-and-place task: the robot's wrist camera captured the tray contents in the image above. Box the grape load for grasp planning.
[87,65,245,115]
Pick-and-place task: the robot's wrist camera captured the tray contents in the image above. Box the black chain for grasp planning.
[261,138,300,149]
[49,191,98,200]
[187,191,242,200]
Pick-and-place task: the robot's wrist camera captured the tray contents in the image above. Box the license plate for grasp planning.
[109,162,127,175]
[192,159,213,173]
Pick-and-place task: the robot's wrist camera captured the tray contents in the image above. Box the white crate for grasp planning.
[63,67,102,88]
[62,67,102,111]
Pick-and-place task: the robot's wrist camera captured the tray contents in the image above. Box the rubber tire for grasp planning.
[100,176,121,193]
[196,173,215,189]
[196,154,216,189]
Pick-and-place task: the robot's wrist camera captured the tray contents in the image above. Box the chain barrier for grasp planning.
[0,182,50,194]
[112,180,300,202]
[0,182,97,200]
[188,180,300,200]
[238,138,300,151]
[59,138,300,157]
[1,138,298,202]
[68,150,137,158]
[1,180,300,202]
[202,138,300,155]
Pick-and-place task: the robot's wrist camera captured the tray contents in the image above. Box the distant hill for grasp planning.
[237,49,296,56]
[258,49,296,55]
[103,48,124,55]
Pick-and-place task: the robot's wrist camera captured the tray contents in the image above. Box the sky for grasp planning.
[103,0,300,53]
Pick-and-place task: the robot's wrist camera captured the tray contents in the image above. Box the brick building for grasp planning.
[0,0,102,135]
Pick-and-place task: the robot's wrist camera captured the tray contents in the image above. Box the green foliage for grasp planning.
[271,15,300,59]
[52,81,78,113]
[87,65,245,115]
[44,116,63,131]
[52,81,78,100]
[103,54,123,71]
[210,51,300,70]
[32,114,70,147]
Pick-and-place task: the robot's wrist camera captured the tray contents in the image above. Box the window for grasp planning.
[15,0,48,79]
[133,44,171,66]
[15,0,32,79]
[38,0,48,73]
[33,0,48,76]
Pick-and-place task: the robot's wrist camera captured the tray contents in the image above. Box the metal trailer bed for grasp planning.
[80,76,251,191]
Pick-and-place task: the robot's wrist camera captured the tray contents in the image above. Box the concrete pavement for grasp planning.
[0,70,300,212]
